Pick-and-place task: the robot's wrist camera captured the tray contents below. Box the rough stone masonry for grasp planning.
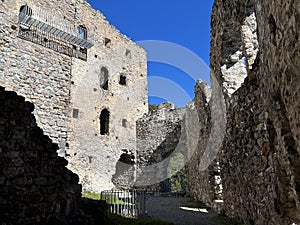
[0,86,82,225]
[207,0,300,224]
[0,0,148,192]
[136,102,186,193]
[1,0,299,224]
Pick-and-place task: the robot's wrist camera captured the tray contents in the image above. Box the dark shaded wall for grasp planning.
[0,86,82,225]
[210,0,300,224]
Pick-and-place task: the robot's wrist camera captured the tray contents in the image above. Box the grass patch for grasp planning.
[100,193,127,205]
[82,190,101,200]
[213,212,252,225]
[81,192,173,224]
[83,190,129,205]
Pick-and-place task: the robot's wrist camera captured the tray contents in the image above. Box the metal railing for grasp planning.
[100,190,146,218]
[18,4,94,49]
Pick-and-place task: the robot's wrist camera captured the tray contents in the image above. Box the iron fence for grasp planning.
[100,190,146,218]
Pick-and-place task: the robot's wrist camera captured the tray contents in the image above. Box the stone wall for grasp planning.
[0,0,148,192]
[210,0,300,224]
[0,0,72,153]
[68,0,148,192]
[0,86,82,225]
[186,80,223,211]
[136,103,186,192]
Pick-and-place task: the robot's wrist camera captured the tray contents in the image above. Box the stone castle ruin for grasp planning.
[184,0,300,224]
[0,0,148,193]
[1,0,299,224]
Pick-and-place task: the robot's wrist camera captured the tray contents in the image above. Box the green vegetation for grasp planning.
[213,212,253,225]
[148,104,158,112]
[82,190,101,200]
[80,197,173,225]
[100,193,127,205]
[167,153,187,192]
[82,191,129,205]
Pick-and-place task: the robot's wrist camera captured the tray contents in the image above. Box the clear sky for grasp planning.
[86,0,214,107]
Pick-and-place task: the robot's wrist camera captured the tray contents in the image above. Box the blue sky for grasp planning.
[87,0,214,107]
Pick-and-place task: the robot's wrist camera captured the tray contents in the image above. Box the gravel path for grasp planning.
[146,195,219,225]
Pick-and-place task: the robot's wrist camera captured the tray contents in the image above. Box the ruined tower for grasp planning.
[0,0,148,192]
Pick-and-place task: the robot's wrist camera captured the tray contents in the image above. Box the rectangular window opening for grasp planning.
[122,119,128,128]
[72,108,79,118]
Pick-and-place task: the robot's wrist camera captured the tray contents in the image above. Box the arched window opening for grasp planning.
[100,109,109,135]
[104,38,111,47]
[125,49,131,58]
[78,25,87,40]
[119,75,127,86]
[100,67,109,90]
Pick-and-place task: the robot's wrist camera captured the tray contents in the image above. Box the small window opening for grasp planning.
[100,67,109,90]
[88,156,92,164]
[78,25,87,40]
[125,49,131,57]
[122,119,128,128]
[100,108,109,135]
[119,75,127,86]
[104,38,111,47]
[72,108,79,118]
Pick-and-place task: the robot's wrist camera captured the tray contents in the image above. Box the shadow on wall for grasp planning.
[0,86,83,224]
[112,149,135,190]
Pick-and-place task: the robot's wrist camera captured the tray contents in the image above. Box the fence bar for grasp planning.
[100,189,146,218]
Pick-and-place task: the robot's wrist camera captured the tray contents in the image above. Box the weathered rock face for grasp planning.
[186,80,223,211]
[136,103,186,192]
[210,0,300,224]
[0,86,82,225]
[0,0,148,192]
